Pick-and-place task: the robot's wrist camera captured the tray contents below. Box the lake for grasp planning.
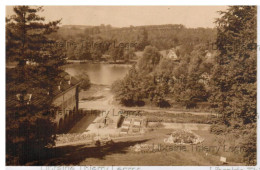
[64,63,132,85]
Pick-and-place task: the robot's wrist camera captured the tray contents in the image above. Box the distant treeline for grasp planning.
[48,24,216,62]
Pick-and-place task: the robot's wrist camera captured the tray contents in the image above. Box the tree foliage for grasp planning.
[210,6,257,165]
[48,24,216,61]
[210,6,257,124]
[6,6,64,165]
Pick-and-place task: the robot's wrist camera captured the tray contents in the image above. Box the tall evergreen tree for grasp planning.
[210,6,257,165]
[210,6,256,124]
[6,6,65,165]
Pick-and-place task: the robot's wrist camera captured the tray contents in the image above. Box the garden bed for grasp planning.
[164,129,204,145]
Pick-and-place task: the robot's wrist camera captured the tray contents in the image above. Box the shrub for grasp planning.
[77,73,91,91]
[241,124,256,165]
[80,78,91,90]
[210,124,227,135]
[157,99,171,108]
[185,100,197,109]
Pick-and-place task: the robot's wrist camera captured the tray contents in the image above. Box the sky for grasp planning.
[6,6,228,28]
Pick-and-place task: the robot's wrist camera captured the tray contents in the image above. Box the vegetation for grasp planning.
[76,73,91,91]
[142,111,216,124]
[6,5,256,166]
[210,6,256,165]
[112,44,214,108]
[6,6,65,165]
[111,6,257,165]
[44,24,216,62]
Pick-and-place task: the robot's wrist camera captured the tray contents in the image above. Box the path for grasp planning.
[79,84,215,116]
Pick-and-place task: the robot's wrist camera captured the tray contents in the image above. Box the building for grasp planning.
[166,49,179,61]
[160,48,180,62]
[6,71,81,133]
[52,73,81,132]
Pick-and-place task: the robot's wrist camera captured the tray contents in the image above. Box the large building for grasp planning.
[6,70,81,133]
[52,73,81,132]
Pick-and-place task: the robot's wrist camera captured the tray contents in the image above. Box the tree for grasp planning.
[6,6,61,66]
[112,65,145,106]
[109,44,124,63]
[137,46,161,74]
[210,6,256,124]
[6,6,64,165]
[123,48,136,63]
[210,6,256,165]
[76,73,91,90]
[136,28,150,51]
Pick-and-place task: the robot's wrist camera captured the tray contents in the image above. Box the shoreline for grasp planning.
[79,84,215,115]
[66,60,136,65]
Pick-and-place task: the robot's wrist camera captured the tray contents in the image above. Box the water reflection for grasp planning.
[64,63,131,85]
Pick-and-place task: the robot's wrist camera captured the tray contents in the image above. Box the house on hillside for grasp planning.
[204,51,215,63]
[163,48,180,62]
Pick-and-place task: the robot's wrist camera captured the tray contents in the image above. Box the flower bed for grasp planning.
[55,132,140,145]
[164,129,204,145]
[55,133,96,145]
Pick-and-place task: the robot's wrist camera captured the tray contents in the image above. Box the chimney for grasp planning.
[16,94,21,101]
[58,81,62,91]
[68,76,71,85]
[27,94,32,105]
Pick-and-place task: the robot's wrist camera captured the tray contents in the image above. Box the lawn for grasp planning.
[77,129,220,166]
[32,128,245,166]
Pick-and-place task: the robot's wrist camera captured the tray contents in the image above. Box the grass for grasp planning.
[80,129,245,166]
[142,111,218,124]
[77,129,224,166]
[30,128,245,166]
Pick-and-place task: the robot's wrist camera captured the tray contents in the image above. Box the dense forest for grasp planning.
[46,24,216,62]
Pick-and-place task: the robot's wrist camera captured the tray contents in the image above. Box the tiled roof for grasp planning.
[52,73,81,97]
[6,71,81,109]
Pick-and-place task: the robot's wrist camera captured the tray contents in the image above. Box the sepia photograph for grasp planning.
[5,5,257,166]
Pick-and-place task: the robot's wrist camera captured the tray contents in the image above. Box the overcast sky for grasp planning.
[6,6,228,28]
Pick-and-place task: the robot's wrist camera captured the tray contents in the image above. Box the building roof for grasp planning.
[52,75,81,97]
[167,50,178,60]
[6,71,81,109]
[160,48,180,61]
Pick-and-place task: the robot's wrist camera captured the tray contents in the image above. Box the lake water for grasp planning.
[64,63,131,85]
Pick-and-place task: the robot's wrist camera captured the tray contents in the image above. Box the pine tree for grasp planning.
[210,6,256,124]
[210,6,257,165]
[6,6,65,165]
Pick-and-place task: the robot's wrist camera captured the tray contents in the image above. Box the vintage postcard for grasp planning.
[5,5,257,167]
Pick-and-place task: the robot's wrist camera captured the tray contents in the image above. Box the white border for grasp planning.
[1,1,260,170]
[1,0,260,5]
[257,4,260,170]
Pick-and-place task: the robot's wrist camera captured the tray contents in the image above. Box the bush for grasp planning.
[157,99,171,108]
[241,124,256,165]
[77,73,91,90]
[121,99,135,107]
[80,79,91,90]
[210,124,227,135]
[185,100,197,109]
